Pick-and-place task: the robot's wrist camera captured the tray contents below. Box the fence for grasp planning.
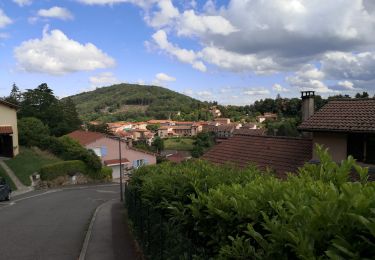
[124,183,205,260]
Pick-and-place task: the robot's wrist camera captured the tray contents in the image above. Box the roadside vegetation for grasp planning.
[125,146,374,259]
[5,147,61,186]
[0,165,16,191]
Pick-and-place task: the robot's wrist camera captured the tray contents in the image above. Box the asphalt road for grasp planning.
[0,184,122,260]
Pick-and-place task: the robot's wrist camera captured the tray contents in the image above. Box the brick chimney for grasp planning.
[301,91,315,122]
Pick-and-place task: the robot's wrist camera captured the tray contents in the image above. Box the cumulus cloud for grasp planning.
[176,10,238,37]
[37,7,74,20]
[286,64,335,93]
[272,84,289,92]
[0,9,12,28]
[244,88,270,96]
[147,0,179,28]
[155,72,176,82]
[151,29,206,72]
[89,72,120,87]
[14,26,115,75]
[13,0,32,7]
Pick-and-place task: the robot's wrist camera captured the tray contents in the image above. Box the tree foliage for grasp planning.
[18,117,50,147]
[13,83,81,136]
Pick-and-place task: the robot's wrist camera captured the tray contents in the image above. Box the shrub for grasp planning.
[125,147,375,259]
[40,160,87,181]
[38,136,102,174]
[99,166,113,180]
[18,117,50,147]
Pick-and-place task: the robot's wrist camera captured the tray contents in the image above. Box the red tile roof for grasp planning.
[0,99,19,110]
[67,130,106,146]
[234,128,265,135]
[202,134,312,178]
[104,158,130,166]
[0,126,13,134]
[298,99,375,133]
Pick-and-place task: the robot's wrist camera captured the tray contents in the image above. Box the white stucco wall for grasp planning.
[313,132,347,162]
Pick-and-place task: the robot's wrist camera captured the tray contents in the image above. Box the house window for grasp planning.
[347,134,375,164]
[132,159,148,168]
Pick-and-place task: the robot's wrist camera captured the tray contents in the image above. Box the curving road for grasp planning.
[0,184,126,260]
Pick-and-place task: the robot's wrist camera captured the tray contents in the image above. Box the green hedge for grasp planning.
[40,160,87,181]
[125,146,375,259]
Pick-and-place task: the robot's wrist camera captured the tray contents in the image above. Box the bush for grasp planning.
[125,147,375,259]
[40,160,87,181]
[99,166,113,180]
[38,136,102,174]
[18,117,50,147]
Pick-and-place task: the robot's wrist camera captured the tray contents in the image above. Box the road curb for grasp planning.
[79,199,115,260]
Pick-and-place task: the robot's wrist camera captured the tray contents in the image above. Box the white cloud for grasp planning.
[37,7,74,21]
[286,64,335,93]
[77,0,150,7]
[196,90,212,98]
[151,29,207,72]
[0,9,12,28]
[155,72,176,82]
[272,84,289,92]
[244,88,270,96]
[147,0,179,28]
[337,80,355,90]
[183,89,194,96]
[177,10,238,36]
[14,26,116,75]
[200,46,279,74]
[13,0,32,7]
[89,72,120,87]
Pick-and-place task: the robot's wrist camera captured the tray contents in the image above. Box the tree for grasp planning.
[19,83,81,136]
[5,83,21,105]
[146,124,160,133]
[355,92,369,98]
[18,117,50,147]
[152,137,164,153]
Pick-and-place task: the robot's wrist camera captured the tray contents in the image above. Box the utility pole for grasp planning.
[118,137,123,201]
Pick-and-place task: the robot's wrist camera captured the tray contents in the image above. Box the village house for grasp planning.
[0,100,19,158]
[256,113,278,123]
[214,118,231,125]
[157,124,199,138]
[209,106,222,118]
[68,130,156,180]
[203,91,375,179]
[298,92,375,165]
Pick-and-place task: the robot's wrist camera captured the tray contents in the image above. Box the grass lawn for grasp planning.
[5,147,62,186]
[0,165,16,191]
[164,137,195,151]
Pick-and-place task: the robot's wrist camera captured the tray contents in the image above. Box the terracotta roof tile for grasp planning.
[202,134,312,177]
[298,99,375,133]
[0,99,19,110]
[67,130,106,146]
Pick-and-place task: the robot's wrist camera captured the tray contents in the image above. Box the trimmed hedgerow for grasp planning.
[125,146,375,259]
[40,160,87,181]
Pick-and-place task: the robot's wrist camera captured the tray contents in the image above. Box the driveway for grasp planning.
[0,184,136,260]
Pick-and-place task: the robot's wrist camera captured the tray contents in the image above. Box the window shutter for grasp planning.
[101,146,107,157]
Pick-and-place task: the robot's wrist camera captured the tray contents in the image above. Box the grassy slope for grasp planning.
[164,138,195,151]
[5,147,62,186]
[0,165,16,191]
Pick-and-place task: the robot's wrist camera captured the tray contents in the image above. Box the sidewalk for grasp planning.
[84,200,140,260]
[0,159,33,196]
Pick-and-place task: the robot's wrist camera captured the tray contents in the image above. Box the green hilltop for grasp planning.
[67,83,211,122]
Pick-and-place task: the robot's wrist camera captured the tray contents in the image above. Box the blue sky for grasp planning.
[0,0,374,105]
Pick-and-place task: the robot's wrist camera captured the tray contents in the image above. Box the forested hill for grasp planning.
[67,83,210,122]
